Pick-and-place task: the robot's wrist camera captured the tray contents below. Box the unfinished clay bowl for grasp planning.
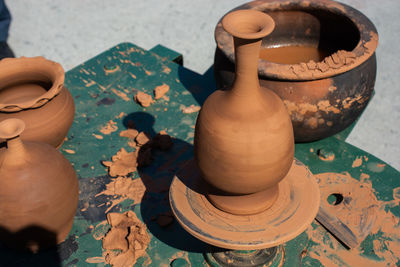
[0,57,75,148]
[0,118,79,251]
[194,10,294,215]
[214,0,378,142]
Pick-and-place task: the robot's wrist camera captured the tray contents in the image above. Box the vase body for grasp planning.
[0,57,75,148]
[214,0,378,142]
[194,10,294,214]
[0,119,79,251]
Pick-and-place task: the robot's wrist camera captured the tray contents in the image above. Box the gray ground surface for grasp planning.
[6,0,399,170]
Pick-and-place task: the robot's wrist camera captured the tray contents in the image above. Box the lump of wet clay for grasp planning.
[135,132,151,146]
[119,129,139,139]
[152,130,173,151]
[102,148,138,177]
[103,227,129,251]
[154,84,170,100]
[156,212,174,228]
[134,91,153,107]
[136,145,152,167]
[103,211,150,267]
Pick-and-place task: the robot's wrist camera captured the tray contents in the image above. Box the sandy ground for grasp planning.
[6,0,400,170]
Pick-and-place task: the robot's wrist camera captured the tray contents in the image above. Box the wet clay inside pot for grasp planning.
[259,46,330,64]
[259,10,360,65]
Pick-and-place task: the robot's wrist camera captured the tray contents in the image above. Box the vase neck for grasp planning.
[1,136,28,166]
[231,37,262,97]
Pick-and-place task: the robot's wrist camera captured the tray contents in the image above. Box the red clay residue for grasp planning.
[134,91,154,107]
[111,88,130,101]
[308,172,400,266]
[92,133,104,140]
[154,84,170,100]
[104,65,120,75]
[162,66,171,74]
[96,176,146,210]
[352,156,363,168]
[64,149,76,154]
[102,211,150,267]
[100,120,118,135]
[181,104,201,114]
[102,148,138,177]
[119,129,139,139]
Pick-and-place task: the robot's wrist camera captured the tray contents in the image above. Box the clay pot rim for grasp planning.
[215,0,378,81]
[0,57,65,112]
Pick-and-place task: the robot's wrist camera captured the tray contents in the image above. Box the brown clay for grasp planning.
[134,91,153,107]
[0,57,75,148]
[0,118,79,251]
[153,83,170,100]
[103,211,150,267]
[194,10,294,215]
[181,104,201,114]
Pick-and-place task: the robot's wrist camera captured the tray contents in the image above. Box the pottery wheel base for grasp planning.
[205,246,284,267]
[169,158,320,250]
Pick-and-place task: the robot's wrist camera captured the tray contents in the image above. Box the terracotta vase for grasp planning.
[194,10,294,215]
[0,57,75,148]
[214,0,378,142]
[0,118,79,251]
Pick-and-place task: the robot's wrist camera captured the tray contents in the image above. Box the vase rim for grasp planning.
[0,57,65,112]
[215,0,378,81]
[0,118,25,140]
[222,9,275,40]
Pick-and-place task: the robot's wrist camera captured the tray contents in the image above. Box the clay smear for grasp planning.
[102,211,150,267]
[352,156,363,168]
[154,84,170,100]
[181,104,201,114]
[102,148,138,177]
[308,172,400,266]
[119,129,139,139]
[96,176,146,212]
[111,88,130,101]
[100,120,118,135]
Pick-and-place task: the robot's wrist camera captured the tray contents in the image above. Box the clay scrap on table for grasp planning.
[181,104,201,114]
[134,91,153,107]
[103,211,150,267]
[134,84,170,107]
[154,84,170,100]
[102,148,138,177]
[103,129,173,177]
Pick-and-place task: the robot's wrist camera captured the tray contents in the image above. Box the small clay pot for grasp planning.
[194,10,294,215]
[214,0,378,142]
[0,57,75,148]
[0,118,79,252]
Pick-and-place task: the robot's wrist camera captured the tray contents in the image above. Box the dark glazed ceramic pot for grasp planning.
[214,0,378,142]
[0,57,75,148]
[0,118,79,252]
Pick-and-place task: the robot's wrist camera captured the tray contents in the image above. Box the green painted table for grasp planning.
[1,43,399,266]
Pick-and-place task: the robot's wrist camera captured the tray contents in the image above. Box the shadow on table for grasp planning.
[122,111,214,253]
[177,64,216,106]
[0,225,62,266]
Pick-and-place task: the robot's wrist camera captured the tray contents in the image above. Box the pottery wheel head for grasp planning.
[222,9,275,40]
[0,118,25,139]
[169,158,320,250]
